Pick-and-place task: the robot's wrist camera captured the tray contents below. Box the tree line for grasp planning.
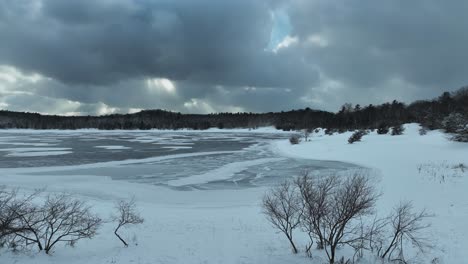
[1,87,467,134]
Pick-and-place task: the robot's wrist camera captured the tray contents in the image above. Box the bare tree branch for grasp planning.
[112,197,144,247]
[262,181,302,254]
[380,201,433,262]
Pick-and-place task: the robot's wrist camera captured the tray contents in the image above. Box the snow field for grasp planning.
[0,124,467,263]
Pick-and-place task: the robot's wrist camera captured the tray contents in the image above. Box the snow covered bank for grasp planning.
[274,123,468,262]
[0,173,304,264]
[1,124,466,264]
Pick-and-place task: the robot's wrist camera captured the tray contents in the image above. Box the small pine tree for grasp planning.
[289,135,301,145]
[391,124,405,135]
[324,128,335,135]
[419,127,428,135]
[377,123,389,134]
[442,113,466,133]
[348,130,366,144]
[452,128,468,142]
[338,128,347,134]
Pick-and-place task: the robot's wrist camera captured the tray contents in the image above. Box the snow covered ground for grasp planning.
[274,124,468,263]
[0,124,467,263]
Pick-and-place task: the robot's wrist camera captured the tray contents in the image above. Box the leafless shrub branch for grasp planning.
[112,197,144,247]
[9,193,101,254]
[262,181,302,254]
[263,171,433,264]
[379,201,433,262]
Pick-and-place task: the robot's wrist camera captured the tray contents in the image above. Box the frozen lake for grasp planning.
[0,130,357,190]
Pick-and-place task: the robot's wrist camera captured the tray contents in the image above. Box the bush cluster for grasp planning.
[0,189,143,255]
[262,172,432,264]
[0,191,101,254]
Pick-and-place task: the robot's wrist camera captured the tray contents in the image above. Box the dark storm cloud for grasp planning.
[1,0,468,114]
[287,0,468,96]
[0,0,316,89]
[38,78,181,111]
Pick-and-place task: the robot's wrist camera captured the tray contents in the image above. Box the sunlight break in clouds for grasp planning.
[146,78,177,95]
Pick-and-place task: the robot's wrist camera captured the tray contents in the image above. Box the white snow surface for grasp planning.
[94,145,131,150]
[6,151,72,157]
[0,124,467,264]
[167,157,285,187]
[0,147,71,152]
[274,124,468,263]
[161,146,193,150]
[0,147,73,157]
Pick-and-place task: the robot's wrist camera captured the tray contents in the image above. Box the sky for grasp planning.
[1,0,468,115]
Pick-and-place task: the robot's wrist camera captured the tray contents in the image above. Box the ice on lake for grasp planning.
[0,131,359,190]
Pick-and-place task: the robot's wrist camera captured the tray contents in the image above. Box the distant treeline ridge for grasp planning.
[1,88,467,132]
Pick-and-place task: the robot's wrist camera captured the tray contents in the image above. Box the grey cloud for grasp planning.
[288,0,468,95]
[0,0,317,89]
[30,78,181,111]
[1,0,467,114]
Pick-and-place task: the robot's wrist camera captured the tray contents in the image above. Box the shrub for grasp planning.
[289,135,301,145]
[263,173,434,264]
[6,193,101,254]
[376,202,432,262]
[0,188,22,244]
[324,128,335,136]
[442,112,466,133]
[295,172,378,264]
[1,188,43,248]
[452,128,468,142]
[113,198,144,247]
[348,130,366,144]
[377,124,389,134]
[262,181,302,254]
[391,124,405,135]
[419,126,428,135]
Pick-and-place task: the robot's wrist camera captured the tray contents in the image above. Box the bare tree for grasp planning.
[11,204,46,251]
[263,172,434,263]
[0,187,19,244]
[11,194,101,254]
[295,172,336,255]
[378,201,432,262]
[0,188,43,248]
[297,173,378,264]
[322,174,379,264]
[262,181,302,254]
[112,198,144,247]
[345,215,389,263]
